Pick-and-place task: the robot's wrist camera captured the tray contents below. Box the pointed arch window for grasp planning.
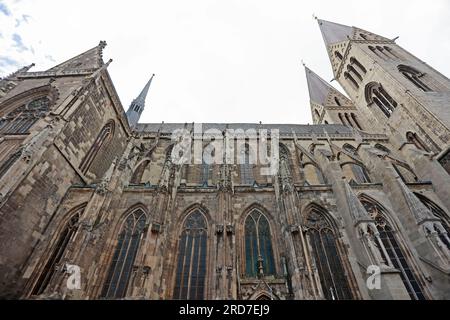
[350,57,367,75]
[406,132,430,152]
[101,209,147,299]
[80,120,115,174]
[398,65,432,92]
[365,83,397,118]
[305,208,353,300]
[240,144,255,185]
[245,210,275,278]
[173,210,208,300]
[338,113,346,126]
[31,209,82,296]
[0,97,50,135]
[351,113,363,130]
[347,65,363,82]
[414,194,450,249]
[0,148,22,179]
[344,113,354,128]
[361,200,426,300]
[344,72,359,90]
[334,97,341,106]
[334,51,343,61]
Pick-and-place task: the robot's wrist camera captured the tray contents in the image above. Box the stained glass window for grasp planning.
[32,210,81,296]
[101,209,146,299]
[173,210,208,300]
[362,200,426,300]
[305,209,353,300]
[0,97,50,135]
[244,210,275,277]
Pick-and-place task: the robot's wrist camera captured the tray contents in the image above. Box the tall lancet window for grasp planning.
[31,208,82,296]
[101,209,147,299]
[398,65,432,92]
[365,83,398,118]
[245,209,275,278]
[362,200,426,300]
[0,97,50,135]
[80,120,115,174]
[414,193,450,249]
[240,144,255,185]
[173,210,208,300]
[305,208,353,300]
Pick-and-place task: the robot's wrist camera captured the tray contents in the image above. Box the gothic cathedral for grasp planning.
[0,19,449,300]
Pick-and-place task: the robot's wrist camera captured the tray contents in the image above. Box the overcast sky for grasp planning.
[1,0,449,124]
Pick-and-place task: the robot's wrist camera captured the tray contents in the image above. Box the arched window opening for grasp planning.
[343,144,357,155]
[303,164,325,186]
[359,33,368,40]
[338,113,346,126]
[344,113,354,128]
[101,209,147,299]
[0,97,50,135]
[314,109,321,123]
[406,132,430,152]
[351,113,363,130]
[384,46,398,59]
[414,194,450,249]
[240,144,255,185]
[350,57,367,74]
[344,72,359,90]
[365,83,397,118]
[31,209,82,296]
[305,208,353,300]
[245,210,275,278]
[347,65,363,82]
[80,120,115,174]
[173,210,208,300]
[438,149,450,175]
[368,46,383,59]
[398,65,432,92]
[334,97,341,107]
[361,200,426,300]
[342,163,371,184]
[376,46,390,59]
[335,51,343,61]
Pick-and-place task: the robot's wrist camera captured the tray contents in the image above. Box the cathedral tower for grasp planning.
[317,19,450,161]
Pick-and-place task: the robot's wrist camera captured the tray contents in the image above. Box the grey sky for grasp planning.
[1,0,449,124]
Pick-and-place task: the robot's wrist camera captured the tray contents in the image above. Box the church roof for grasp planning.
[305,66,336,105]
[46,41,107,73]
[318,19,353,47]
[136,123,354,135]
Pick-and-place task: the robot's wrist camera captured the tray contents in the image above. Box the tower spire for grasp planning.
[126,74,155,128]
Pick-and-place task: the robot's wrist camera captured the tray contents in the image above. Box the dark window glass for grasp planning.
[362,201,426,300]
[438,150,450,175]
[244,210,276,277]
[305,209,353,300]
[0,97,50,135]
[173,210,208,300]
[101,209,146,299]
[32,211,81,296]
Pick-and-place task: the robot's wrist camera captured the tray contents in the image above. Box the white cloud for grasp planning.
[1,0,449,125]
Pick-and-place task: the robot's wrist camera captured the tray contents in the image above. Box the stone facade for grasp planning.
[0,19,449,300]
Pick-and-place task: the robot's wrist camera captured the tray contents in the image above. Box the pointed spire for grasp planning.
[304,66,337,105]
[317,19,353,48]
[126,74,155,128]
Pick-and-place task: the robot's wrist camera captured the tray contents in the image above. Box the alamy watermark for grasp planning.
[170,124,281,176]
